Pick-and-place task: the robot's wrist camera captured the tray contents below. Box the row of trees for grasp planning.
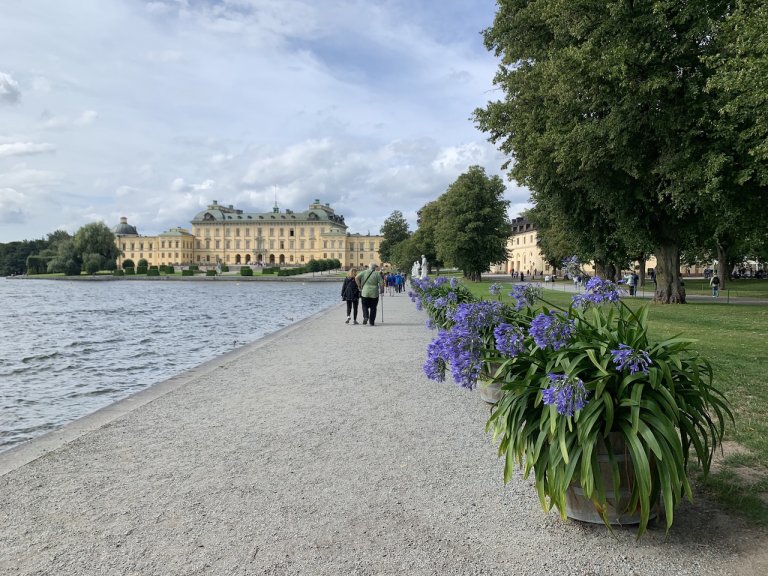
[0,223,121,276]
[473,0,768,303]
[380,166,512,282]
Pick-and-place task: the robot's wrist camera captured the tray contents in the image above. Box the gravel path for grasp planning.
[1,292,766,576]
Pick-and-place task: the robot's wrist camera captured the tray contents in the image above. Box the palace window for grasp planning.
[280,240,284,250]
[226,240,231,249]
[215,240,220,249]
[235,228,240,237]
[300,240,305,249]
[289,228,294,237]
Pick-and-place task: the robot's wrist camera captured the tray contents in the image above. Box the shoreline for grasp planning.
[0,301,340,476]
[4,274,342,282]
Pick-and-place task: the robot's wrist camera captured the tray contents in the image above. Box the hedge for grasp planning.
[147,269,160,276]
[206,269,217,276]
[240,267,254,276]
[181,269,194,277]
[113,269,125,277]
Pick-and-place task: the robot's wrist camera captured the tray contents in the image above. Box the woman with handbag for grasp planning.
[341,267,361,324]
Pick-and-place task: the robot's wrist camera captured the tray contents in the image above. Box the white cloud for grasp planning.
[0,0,524,242]
[38,110,98,130]
[0,142,56,158]
[0,188,27,223]
[76,110,98,125]
[0,72,21,105]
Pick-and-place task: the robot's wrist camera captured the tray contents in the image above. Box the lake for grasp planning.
[0,277,340,452]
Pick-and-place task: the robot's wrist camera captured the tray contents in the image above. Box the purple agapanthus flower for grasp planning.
[423,300,506,389]
[542,373,589,416]
[529,311,574,351]
[508,284,543,311]
[424,333,448,382]
[494,323,526,357]
[610,343,652,374]
[489,283,503,296]
[572,277,625,307]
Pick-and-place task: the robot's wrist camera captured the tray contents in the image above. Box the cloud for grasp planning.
[38,109,98,130]
[0,188,27,223]
[0,142,57,158]
[0,72,21,105]
[146,50,184,62]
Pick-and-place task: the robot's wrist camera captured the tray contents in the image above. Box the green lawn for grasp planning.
[461,277,768,525]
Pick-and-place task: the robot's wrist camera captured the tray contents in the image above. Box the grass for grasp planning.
[461,276,768,525]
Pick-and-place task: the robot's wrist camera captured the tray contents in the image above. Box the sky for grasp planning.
[0,0,530,243]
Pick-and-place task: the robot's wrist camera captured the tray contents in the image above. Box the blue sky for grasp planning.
[0,0,530,243]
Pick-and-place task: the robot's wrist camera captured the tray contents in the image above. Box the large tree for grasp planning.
[378,210,411,263]
[475,0,737,303]
[411,200,444,273]
[434,165,512,281]
[73,222,120,273]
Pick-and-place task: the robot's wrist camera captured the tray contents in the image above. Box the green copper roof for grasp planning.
[190,200,347,227]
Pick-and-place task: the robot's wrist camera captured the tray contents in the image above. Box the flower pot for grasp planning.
[563,434,657,525]
[478,379,503,404]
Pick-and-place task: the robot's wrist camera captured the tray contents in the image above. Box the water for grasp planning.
[0,278,340,452]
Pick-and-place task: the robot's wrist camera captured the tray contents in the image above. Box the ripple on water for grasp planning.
[0,278,339,451]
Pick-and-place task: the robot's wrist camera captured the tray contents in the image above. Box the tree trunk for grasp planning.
[653,243,686,303]
[637,254,646,287]
[717,244,728,290]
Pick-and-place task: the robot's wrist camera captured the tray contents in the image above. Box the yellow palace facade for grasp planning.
[493,216,713,278]
[113,199,383,270]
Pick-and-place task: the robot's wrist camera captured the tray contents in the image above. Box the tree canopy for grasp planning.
[378,210,411,263]
[433,165,512,281]
[474,0,765,302]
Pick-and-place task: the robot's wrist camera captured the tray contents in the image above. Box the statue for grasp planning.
[421,254,428,279]
[412,260,420,280]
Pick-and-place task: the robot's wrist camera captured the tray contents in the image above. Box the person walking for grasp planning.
[627,271,637,296]
[341,267,361,324]
[710,274,721,298]
[356,262,384,326]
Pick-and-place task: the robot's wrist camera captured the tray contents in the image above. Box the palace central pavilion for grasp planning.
[113,199,383,269]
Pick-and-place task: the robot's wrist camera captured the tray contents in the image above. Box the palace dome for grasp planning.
[113,217,138,236]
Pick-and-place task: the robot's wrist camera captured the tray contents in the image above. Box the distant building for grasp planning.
[493,216,710,278]
[113,199,382,269]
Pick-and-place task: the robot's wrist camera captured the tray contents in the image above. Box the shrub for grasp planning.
[240,267,254,276]
[122,259,135,270]
[138,258,149,268]
[189,264,199,271]
[181,269,194,277]
[262,266,279,274]
[113,269,125,277]
[206,269,217,276]
[124,268,135,275]
[136,266,148,274]
[147,268,160,276]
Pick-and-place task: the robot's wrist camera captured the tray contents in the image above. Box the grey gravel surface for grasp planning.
[1,293,766,576]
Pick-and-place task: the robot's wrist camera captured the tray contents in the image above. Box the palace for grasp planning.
[492,216,715,278]
[113,199,383,269]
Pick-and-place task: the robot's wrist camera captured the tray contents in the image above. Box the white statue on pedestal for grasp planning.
[412,260,420,280]
[420,254,428,279]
